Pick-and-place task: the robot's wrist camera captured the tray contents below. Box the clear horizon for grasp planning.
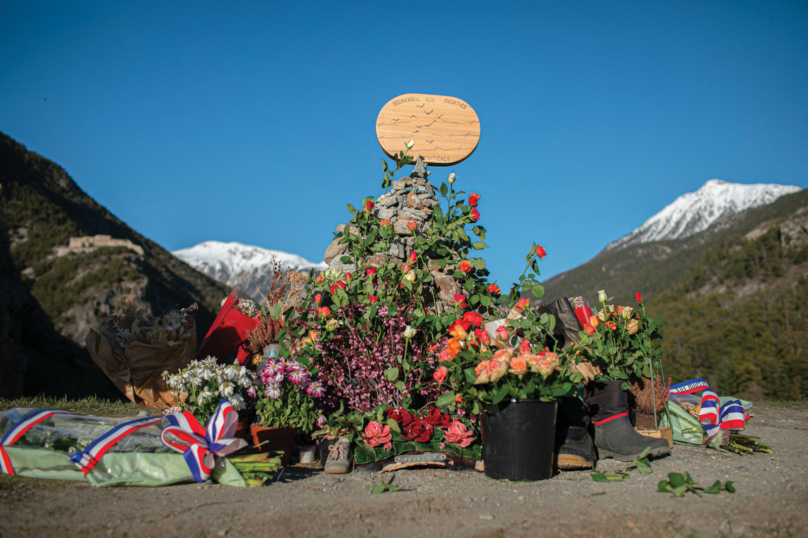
[2,1,806,289]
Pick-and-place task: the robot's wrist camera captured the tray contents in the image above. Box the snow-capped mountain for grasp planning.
[604,179,801,252]
[173,241,327,300]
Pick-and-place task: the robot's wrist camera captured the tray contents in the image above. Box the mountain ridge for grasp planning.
[173,241,326,301]
[602,179,800,253]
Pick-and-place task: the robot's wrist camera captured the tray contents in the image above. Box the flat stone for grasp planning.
[323,237,349,265]
[394,221,414,236]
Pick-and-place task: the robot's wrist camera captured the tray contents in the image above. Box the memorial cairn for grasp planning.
[1,94,759,489]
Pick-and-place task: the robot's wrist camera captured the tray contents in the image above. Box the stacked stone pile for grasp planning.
[322,161,463,311]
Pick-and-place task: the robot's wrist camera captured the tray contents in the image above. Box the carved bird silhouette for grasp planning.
[436,114,443,119]
[416,103,425,108]
[424,109,434,115]
[426,139,434,144]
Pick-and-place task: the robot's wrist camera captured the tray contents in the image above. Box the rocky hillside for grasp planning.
[174,241,326,302]
[543,185,808,307]
[0,132,230,399]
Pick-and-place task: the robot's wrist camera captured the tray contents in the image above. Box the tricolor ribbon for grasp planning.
[698,390,750,443]
[160,398,246,482]
[669,378,710,395]
[70,416,162,475]
[0,409,73,475]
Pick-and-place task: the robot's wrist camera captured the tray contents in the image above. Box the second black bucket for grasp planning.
[482,399,558,481]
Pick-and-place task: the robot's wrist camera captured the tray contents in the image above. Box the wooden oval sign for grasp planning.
[376,93,481,166]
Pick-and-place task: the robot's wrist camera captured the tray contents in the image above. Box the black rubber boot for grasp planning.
[554,396,595,470]
[584,380,671,462]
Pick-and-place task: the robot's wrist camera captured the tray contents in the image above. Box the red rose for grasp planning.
[401,417,433,443]
[584,324,596,336]
[635,292,644,304]
[487,283,501,295]
[463,312,483,327]
[519,339,531,354]
[365,200,374,211]
[402,264,411,272]
[316,306,331,317]
[459,260,473,273]
[474,328,490,345]
[535,244,547,259]
[424,408,451,429]
[468,192,480,207]
[337,280,346,289]
[345,272,352,281]
[380,219,391,227]
[450,318,472,332]
[470,208,480,222]
[330,285,338,294]
[366,267,377,276]
[433,365,448,383]
[453,294,467,308]
[314,274,324,284]
[409,251,417,264]
[407,222,417,232]
[368,295,379,304]
[314,293,322,304]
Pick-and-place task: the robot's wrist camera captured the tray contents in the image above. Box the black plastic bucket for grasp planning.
[482,399,558,481]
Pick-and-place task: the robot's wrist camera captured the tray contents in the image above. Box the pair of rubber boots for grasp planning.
[555,380,671,469]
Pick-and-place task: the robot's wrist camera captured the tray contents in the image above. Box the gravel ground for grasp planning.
[1,403,806,538]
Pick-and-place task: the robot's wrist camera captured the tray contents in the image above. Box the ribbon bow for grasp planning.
[161,398,247,482]
[698,388,749,443]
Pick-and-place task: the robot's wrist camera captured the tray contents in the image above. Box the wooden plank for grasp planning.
[376,93,481,166]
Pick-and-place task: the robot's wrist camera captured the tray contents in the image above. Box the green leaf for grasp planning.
[492,385,510,405]
[473,258,485,270]
[387,306,397,316]
[668,473,686,488]
[671,485,688,497]
[725,481,735,494]
[387,418,401,434]
[703,481,722,494]
[435,392,455,408]
[347,204,357,215]
[472,242,486,251]
[395,381,405,392]
[657,481,673,493]
[531,284,545,299]
[385,367,399,381]
[440,183,448,196]
[370,486,386,494]
[269,302,283,319]
[464,368,477,384]
[480,295,491,307]
[340,256,352,264]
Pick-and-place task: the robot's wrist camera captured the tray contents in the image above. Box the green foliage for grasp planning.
[657,472,735,497]
[369,473,402,494]
[254,382,321,431]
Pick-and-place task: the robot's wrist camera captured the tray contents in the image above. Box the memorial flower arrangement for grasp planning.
[431,245,584,414]
[288,146,501,419]
[578,290,667,390]
[253,355,323,431]
[163,357,258,424]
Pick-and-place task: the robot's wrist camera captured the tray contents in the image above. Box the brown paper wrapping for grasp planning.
[86,317,196,409]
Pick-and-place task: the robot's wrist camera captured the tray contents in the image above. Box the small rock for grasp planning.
[479,513,494,520]
[137,411,149,417]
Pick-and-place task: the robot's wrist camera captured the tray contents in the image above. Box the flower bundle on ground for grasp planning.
[253,356,323,430]
[163,357,257,424]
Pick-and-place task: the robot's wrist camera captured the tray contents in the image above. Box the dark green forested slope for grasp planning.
[649,210,808,400]
[0,131,229,398]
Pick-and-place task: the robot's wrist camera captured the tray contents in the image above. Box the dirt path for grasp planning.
[1,403,806,538]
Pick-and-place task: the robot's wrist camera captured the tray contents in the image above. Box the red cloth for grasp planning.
[196,288,260,363]
[573,306,594,328]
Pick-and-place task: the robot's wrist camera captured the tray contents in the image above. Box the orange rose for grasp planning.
[516,298,530,311]
[449,324,468,341]
[487,360,509,382]
[380,219,391,227]
[492,347,514,364]
[446,338,462,358]
[474,360,491,384]
[487,283,501,295]
[407,222,417,232]
[589,315,600,327]
[459,260,472,273]
[317,306,331,317]
[509,356,528,375]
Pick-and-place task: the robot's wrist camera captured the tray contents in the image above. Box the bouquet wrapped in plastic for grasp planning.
[86,297,197,409]
[0,407,246,487]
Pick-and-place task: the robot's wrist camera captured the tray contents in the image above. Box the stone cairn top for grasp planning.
[322,158,462,312]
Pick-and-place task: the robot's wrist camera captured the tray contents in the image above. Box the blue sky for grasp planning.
[1,1,806,289]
